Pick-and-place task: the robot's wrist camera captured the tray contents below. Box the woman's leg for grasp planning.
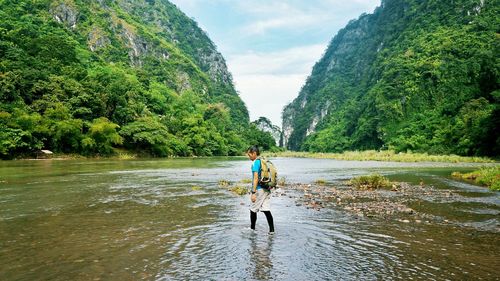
[250,210,257,230]
[263,211,274,233]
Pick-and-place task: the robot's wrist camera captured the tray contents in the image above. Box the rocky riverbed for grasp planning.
[273,180,499,232]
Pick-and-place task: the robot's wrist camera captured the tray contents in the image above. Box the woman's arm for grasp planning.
[252,171,259,193]
[251,171,258,203]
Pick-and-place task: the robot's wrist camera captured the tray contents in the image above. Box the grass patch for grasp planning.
[265,150,495,163]
[45,153,86,160]
[191,185,202,191]
[218,179,248,195]
[218,179,231,187]
[452,167,500,191]
[240,178,252,184]
[349,174,392,190]
[116,152,136,160]
[315,178,327,185]
[278,177,287,186]
[230,186,248,195]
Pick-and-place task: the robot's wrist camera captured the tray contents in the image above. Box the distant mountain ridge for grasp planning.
[283,0,499,156]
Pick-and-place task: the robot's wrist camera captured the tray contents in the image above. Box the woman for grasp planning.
[246,145,275,234]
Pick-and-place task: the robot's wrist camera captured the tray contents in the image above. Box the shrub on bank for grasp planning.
[452,167,500,191]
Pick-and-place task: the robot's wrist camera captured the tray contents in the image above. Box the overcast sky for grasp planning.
[169,0,381,127]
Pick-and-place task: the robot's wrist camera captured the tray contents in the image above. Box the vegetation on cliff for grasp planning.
[283,0,499,157]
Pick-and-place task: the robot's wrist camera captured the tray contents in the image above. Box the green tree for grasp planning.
[120,116,188,157]
[82,117,122,155]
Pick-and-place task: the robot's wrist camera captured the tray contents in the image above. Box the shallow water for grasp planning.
[0,157,499,280]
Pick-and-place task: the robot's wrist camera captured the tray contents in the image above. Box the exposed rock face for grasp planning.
[50,1,79,29]
[88,27,110,52]
[113,0,234,86]
[281,106,295,148]
[199,50,233,85]
[176,72,192,92]
[118,22,149,66]
[306,116,319,137]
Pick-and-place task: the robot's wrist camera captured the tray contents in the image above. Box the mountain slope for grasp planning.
[0,0,253,158]
[283,0,499,156]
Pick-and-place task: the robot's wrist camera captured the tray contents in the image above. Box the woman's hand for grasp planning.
[251,193,257,203]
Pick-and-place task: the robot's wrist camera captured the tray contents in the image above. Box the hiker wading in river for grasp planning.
[247,145,275,234]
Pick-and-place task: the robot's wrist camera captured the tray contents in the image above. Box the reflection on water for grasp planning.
[248,233,274,281]
[0,158,499,280]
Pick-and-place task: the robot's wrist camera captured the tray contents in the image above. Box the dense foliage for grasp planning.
[0,0,274,159]
[283,0,499,157]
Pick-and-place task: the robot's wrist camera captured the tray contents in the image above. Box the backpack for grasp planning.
[258,157,277,189]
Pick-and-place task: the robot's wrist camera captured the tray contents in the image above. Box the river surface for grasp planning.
[0,157,499,280]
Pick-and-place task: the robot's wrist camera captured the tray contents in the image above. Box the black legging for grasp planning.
[250,210,274,232]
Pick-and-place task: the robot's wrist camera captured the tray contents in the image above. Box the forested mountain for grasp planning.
[252,117,282,147]
[0,0,272,158]
[283,0,499,156]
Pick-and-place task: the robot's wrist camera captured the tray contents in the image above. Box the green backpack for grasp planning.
[258,157,277,189]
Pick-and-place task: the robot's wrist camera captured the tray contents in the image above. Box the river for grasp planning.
[0,157,499,280]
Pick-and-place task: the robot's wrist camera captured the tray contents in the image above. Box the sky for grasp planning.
[169,0,381,127]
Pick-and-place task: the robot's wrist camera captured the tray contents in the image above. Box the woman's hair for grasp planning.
[247,145,260,155]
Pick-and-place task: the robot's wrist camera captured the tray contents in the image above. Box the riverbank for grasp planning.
[13,149,158,160]
[10,148,497,163]
[265,150,496,163]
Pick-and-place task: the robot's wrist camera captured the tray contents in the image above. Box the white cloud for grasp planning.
[235,74,307,128]
[229,44,325,75]
[228,44,326,127]
[237,0,380,35]
[242,14,330,35]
